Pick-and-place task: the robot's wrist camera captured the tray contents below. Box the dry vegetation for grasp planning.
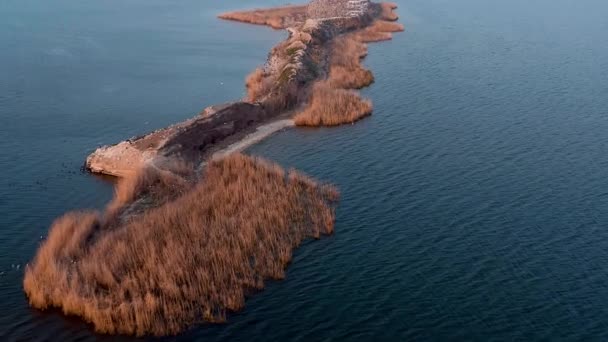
[371,19,404,32]
[328,36,374,89]
[353,20,404,42]
[294,14,403,127]
[294,81,372,126]
[218,5,308,29]
[24,154,339,336]
[105,161,194,218]
[328,64,374,89]
[224,2,403,128]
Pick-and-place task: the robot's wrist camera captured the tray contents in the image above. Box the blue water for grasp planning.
[2,0,608,340]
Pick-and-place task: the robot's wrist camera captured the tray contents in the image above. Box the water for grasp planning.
[2,0,608,340]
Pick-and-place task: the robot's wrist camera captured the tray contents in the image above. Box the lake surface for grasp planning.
[2,0,608,340]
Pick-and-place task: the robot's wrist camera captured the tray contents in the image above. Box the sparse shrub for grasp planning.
[261,81,300,116]
[352,19,404,42]
[303,58,320,79]
[246,68,275,102]
[24,154,339,336]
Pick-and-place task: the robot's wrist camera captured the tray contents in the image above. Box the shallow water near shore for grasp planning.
[2,0,608,340]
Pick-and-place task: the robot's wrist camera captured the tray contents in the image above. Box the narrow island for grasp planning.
[23,0,402,336]
[86,0,403,178]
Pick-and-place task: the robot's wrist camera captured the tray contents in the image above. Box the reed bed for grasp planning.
[24,154,338,336]
[328,64,375,89]
[354,20,404,42]
[294,15,405,127]
[293,3,406,127]
[328,36,374,89]
[294,81,372,126]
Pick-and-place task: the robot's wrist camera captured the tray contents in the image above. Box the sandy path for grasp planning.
[211,119,295,161]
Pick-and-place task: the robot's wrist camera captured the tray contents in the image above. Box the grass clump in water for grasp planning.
[355,20,404,42]
[294,16,404,127]
[328,35,374,89]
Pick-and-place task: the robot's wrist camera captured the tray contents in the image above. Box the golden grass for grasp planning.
[294,16,408,127]
[218,5,308,29]
[328,35,373,89]
[24,154,338,336]
[328,65,374,89]
[106,162,194,218]
[294,81,372,126]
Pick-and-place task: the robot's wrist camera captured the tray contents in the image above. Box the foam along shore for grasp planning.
[85,1,402,178]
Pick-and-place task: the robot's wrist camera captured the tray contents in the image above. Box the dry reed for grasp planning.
[24,154,339,336]
[294,16,407,126]
[294,81,372,126]
[328,65,374,89]
[230,3,403,127]
[354,20,404,42]
[106,162,194,218]
[327,36,374,89]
